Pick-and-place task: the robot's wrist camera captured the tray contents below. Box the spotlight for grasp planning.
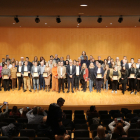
[77,16,82,23]
[56,16,61,23]
[97,16,102,23]
[118,15,123,23]
[35,16,40,23]
[14,15,19,23]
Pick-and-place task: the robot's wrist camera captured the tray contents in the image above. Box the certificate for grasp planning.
[113,76,118,80]
[97,73,102,78]
[17,72,21,77]
[3,75,9,79]
[43,72,48,77]
[130,74,135,78]
[33,72,39,77]
[24,71,28,77]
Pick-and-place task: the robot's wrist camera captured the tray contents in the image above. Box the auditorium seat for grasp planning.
[133,109,140,114]
[17,118,28,124]
[74,110,84,115]
[12,137,30,140]
[98,110,108,115]
[90,124,99,131]
[117,138,134,140]
[3,109,12,114]
[128,129,140,137]
[74,114,85,120]
[130,123,137,129]
[9,115,20,120]
[27,124,38,131]
[100,114,111,120]
[20,129,36,137]
[75,124,88,130]
[0,136,9,140]
[3,118,16,124]
[0,122,8,128]
[74,130,89,139]
[63,110,72,115]
[74,119,87,124]
[92,130,108,138]
[102,119,113,126]
[113,113,124,119]
[34,138,50,140]
[109,110,120,117]
[65,114,72,120]
[126,113,137,119]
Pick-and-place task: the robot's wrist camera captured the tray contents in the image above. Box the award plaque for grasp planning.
[17,72,21,77]
[43,72,48,77]
[24,71,28,77]
[130,74,135,78]
[33,72,39,77]
[97,73,102,78]
[113,76,118,80]
[3,75,9,79]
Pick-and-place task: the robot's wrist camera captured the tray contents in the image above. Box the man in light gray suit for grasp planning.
[31,61,40,92]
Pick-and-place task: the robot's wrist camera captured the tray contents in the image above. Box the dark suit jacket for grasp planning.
[94,67,104,77]
[21,65,31,77]
[66,65,76,78]
[28,61,32,68]
[81,60,89,68]
[96,60,103,65]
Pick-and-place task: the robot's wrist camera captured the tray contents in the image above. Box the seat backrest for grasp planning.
[63,110,72,115]
[133,110,140,114]
[17,118,28,123]
[12,137,30,140]
[74,115,85,120]
[74,130,89,138]
[100,114,111,120]
[74,119,86,124]
[99,110,108,115]
[3,118,16,124]
[109,110,120,116]
[0,136,9,140]
[20,129,35,137]
[128,129,140,137]
[74,110,84,115]
[75,124,88,130]
[34,138,50,140]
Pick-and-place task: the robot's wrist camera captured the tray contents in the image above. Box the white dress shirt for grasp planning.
[97,68,101,73]
[19,66,22,72]
[24,66,27,71]
[128,63,132,68]
[61,67,63,76]
[70,66,72,74]
[35,67,37,72]
[76,66,79,75]
[8,64,12,69]
[136,63,140,69]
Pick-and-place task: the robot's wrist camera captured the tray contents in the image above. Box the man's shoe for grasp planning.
[63,91,65,93]
[24,90,26,92]
[72,91,74,93]
[67,91,69,93]
[135,91,137,95]
[58,91,60,93]
[29,90,32,92]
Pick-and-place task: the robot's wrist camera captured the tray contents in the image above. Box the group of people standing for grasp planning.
[0,52,140,95]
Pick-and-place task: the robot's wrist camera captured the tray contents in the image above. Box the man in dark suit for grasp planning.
[17,61,24,90]
[121,56,127,66]
[21,61,32,92]
[122,59,129,70]
[74,61,81,91]
[25,57,32,68]
[66,60,76,93]
[81,56,89,68]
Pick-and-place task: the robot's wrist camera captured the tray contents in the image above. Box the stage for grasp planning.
[1,88,140,112]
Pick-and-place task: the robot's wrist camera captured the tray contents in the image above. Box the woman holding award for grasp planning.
[44,63,51,92]
[52,63,58,92]
[128,63,137,95]
[1,63,11,91]
[94,63,104,93]
[10,63,17,91]
[0,65,2,91]
[109,66,121,93]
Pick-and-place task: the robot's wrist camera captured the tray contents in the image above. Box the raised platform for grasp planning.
[1,88,140,112]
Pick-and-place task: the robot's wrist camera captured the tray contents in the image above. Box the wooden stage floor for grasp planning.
[1,88,140,111]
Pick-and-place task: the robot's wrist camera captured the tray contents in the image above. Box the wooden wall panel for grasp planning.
[0,27,140,62]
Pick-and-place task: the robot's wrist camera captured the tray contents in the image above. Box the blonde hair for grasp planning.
[45,63,49,67]
[82,63,87,69]
[89,62,95,68]
[97,125,105,139]
[53,63,57,67]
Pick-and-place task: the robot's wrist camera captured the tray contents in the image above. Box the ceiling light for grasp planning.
[56,16,61,23]
[97,16,102,23]
[35,16,40,23]
[106,26,107,27]
[13,23,15,24]
[80,4,88,6]
[110,23,112,25]
[78,24,79,25]
[118,15,123,23]
[45,23,47,25]
[135,26,136,27]
[77,26,79,27]
[20,26,21,27]
[77,16,82,23]
[14,15,19,23]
